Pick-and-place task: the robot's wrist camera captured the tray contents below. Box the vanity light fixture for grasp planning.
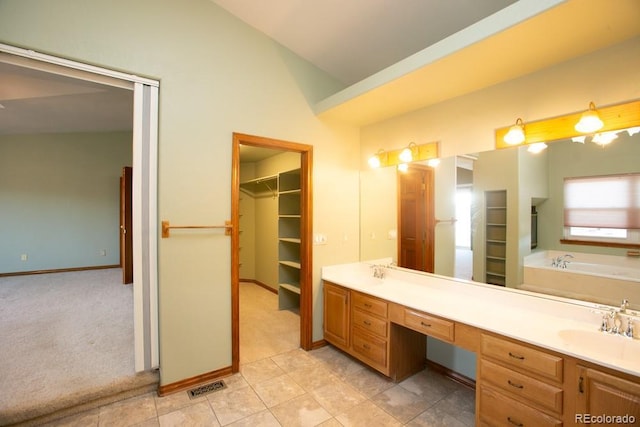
[571,136,586,144]
[575,102,604,133]
[427,158,440,167]
[503,118,526,145]
[368,149,386,169]
[397,163,409,172]
[399,142,416,163]
[527,142,547,154]
[367,141,439,169]
[592,131,618,146]
[627,126,640,136]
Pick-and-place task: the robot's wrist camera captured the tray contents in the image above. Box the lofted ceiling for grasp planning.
[0,0,639,136]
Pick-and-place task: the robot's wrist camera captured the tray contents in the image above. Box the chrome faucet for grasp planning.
[551,254,574,269]
[596,300,636,339]
[371,264,386,279]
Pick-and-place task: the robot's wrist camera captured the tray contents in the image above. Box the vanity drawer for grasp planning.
[352,292,388,318]
[481,335,563,383]
[353,309,387,338]
[480,359,563,414]
[352,329,387,369]
[403,309,454,342]
[479,385,562,427]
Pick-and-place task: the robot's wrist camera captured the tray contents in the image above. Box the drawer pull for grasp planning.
[362,344,370,350]
[507,417,524,427]
[420,321,432,328]
[364,303,372,308]
[508,352,525,360]
[363,320,371,326]
[507,380,524,389]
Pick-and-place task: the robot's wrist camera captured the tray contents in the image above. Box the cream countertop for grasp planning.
[321,260,640,378]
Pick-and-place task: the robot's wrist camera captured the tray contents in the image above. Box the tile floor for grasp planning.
[43,283,475,426]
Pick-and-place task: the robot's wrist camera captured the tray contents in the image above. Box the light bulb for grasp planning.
[575,102,604,133]
[399,147,413,163]
[504,119,525,145]
[527,142,547,154]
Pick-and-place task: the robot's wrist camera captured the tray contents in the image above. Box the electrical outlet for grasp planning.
[20,254,28,261]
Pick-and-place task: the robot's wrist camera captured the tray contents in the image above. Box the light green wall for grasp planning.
[0,0,361,386]
[538,131,640,256]
[0,132,132,273]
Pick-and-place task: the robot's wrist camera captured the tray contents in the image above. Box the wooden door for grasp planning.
[120,166,133,284]
[398,165,435,272]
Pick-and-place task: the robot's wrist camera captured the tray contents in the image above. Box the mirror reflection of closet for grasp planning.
[238,145,301,362]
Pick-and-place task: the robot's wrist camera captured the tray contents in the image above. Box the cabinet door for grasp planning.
[576,365,640,422]
[323,282,350,350]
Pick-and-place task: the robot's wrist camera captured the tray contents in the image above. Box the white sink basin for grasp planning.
[557,329,640,361]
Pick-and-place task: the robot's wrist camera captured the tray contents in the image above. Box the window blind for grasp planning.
[564,173,640,229]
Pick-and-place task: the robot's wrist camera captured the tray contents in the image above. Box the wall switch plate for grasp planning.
[20,254,28,261]
[100,249,107,256]
[313,234,327,245]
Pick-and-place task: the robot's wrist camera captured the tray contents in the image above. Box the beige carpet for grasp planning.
[0,269,158,426]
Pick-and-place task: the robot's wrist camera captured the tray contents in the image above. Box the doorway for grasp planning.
[231,133,313,372]
[0,43,159,372]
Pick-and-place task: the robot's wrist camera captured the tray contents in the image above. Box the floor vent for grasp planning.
[187,380,227,399]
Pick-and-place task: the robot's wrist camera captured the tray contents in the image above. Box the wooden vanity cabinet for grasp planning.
[322,282,350,351]
[322,280,640,425]
[478,334,564,426]
[575,365,640,422]
[322,281,425,380]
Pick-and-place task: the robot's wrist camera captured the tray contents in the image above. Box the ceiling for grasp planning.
[0,60,133,136]
[212,0,516,86]
[1,0,639,138]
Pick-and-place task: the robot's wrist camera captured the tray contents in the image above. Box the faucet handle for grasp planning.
[599,313,609,332]
[624,319,635,338]
[621,299,629,313]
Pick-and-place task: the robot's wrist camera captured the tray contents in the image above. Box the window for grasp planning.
[564,173,640,244]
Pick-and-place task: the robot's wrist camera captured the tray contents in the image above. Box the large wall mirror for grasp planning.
[360,100,640,310]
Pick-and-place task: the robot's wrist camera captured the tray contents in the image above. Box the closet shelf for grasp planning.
[279,237,301,244]
[279,260,301,269]
[240,174,277,197]
[279,283,301,295]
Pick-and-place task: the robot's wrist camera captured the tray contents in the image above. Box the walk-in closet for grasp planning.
[239,147,302,312]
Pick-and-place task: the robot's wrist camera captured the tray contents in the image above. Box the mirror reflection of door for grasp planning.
[398,165,434,272]
[120,166,133,284]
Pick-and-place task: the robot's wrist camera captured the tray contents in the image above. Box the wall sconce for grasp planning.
[527,142,547,153]
[399,142,416,163]
[592,131,618,146]
[503,118,526,145]
[368,149,386,168]
[575,102,604,133]
[367,141,439,169]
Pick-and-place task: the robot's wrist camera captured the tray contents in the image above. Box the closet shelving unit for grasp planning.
[485,190,507,286]
[278,168,302,310]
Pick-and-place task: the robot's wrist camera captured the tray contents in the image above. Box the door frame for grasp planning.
[231,132,313,372]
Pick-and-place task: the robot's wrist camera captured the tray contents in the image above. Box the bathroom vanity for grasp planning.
[322,261,640,426]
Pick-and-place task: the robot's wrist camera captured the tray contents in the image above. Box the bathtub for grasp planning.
[520,250,640,309]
